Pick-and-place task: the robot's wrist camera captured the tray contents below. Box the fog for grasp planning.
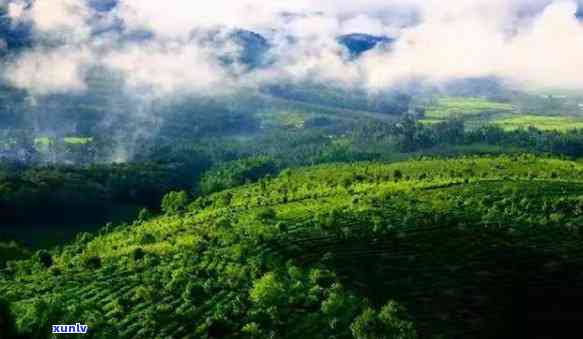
[2,0,583,162]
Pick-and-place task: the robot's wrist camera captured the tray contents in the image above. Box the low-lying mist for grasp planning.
[1,0,583,163]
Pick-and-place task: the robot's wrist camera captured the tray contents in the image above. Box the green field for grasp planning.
[257,110,309,129]
[424,96,514,120]
[493,115,583,131]
[3,155,583,338]
[421,96,583,132]
[34,136,93,145]
[63,137,93,145]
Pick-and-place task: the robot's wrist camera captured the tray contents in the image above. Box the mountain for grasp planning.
[228,29,272,68]
[223,30,395,67]
[0,8,32,54]
[89,0,118,12]
[337,33,395,58]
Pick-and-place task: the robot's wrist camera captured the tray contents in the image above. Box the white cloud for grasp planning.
[503,1,583,89]
[5,46,92,94]
[103,41,230,96]
[15,0,92,42]
[340,15,388,36]
[5,0,583,95]
[7,1,26,20]
[355,0,583,89]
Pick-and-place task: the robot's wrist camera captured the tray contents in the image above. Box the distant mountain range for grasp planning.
[0,4,393,64]
[222,30,394,68]
[204,30,395,68]
[337,33,395,57]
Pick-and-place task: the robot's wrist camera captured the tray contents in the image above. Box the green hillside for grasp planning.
[2,155,583,338]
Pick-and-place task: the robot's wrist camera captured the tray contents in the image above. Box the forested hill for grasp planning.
[2,155,583,338]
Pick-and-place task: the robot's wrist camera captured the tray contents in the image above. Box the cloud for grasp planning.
[5,46,92,94]
[7,1,26,19]
[4,0,583,96]
[504,1,583,89]
[358,0,583,89]
[102,40,231,96]
[8,0,92,41]
[340,15,390,36]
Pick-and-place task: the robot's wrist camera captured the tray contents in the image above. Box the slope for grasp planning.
[2,155,583,338]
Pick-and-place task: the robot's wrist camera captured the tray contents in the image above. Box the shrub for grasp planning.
[49,267,62,276]
[199,157,278,194]
[36,250,53,269]
[138,233,156,245]
[137,208,152,221]
[255,208,276,221]
[241,322,262,337]
[0,299,17,339]
[132,247,146,261]
[215,192,233,208]
[393,170,403,181]
[250,273,284,307]
[161,191,189,214]
[215,217,232,229]
[82,256,102,270]
[276,222,288,233]
[350,301,416,339]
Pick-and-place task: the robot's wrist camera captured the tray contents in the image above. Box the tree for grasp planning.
[250,273,284,307]
[137,208,152,221]
[395,115,435,152]
[36,250,53,269]
[393,170,403,181]
[132,247,146,261]
[16,295,67,339]
[255,207,277,221]
[82,255,102,270]
[350,301,416,339]
[241,322,263,338]
[0,299,18,339]
[138,233,156,245]
[199,157,278,195]
[161,191,189,214]
[434,118,465,144]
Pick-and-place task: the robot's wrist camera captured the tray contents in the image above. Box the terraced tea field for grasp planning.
[3,155,583,338]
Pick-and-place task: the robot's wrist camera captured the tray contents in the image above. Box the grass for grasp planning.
[258,111,308,129]
[33,136,93,151]
[422,96,583,132]
[425,96,514,120]
[63,137,93,145]
[493,115,583,131]
[34,137,53,146]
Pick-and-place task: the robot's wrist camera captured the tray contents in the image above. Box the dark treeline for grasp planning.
[3,112,583,248]
[354,115,583,157]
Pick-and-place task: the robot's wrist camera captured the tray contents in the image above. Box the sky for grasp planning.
[2,0,583,95]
